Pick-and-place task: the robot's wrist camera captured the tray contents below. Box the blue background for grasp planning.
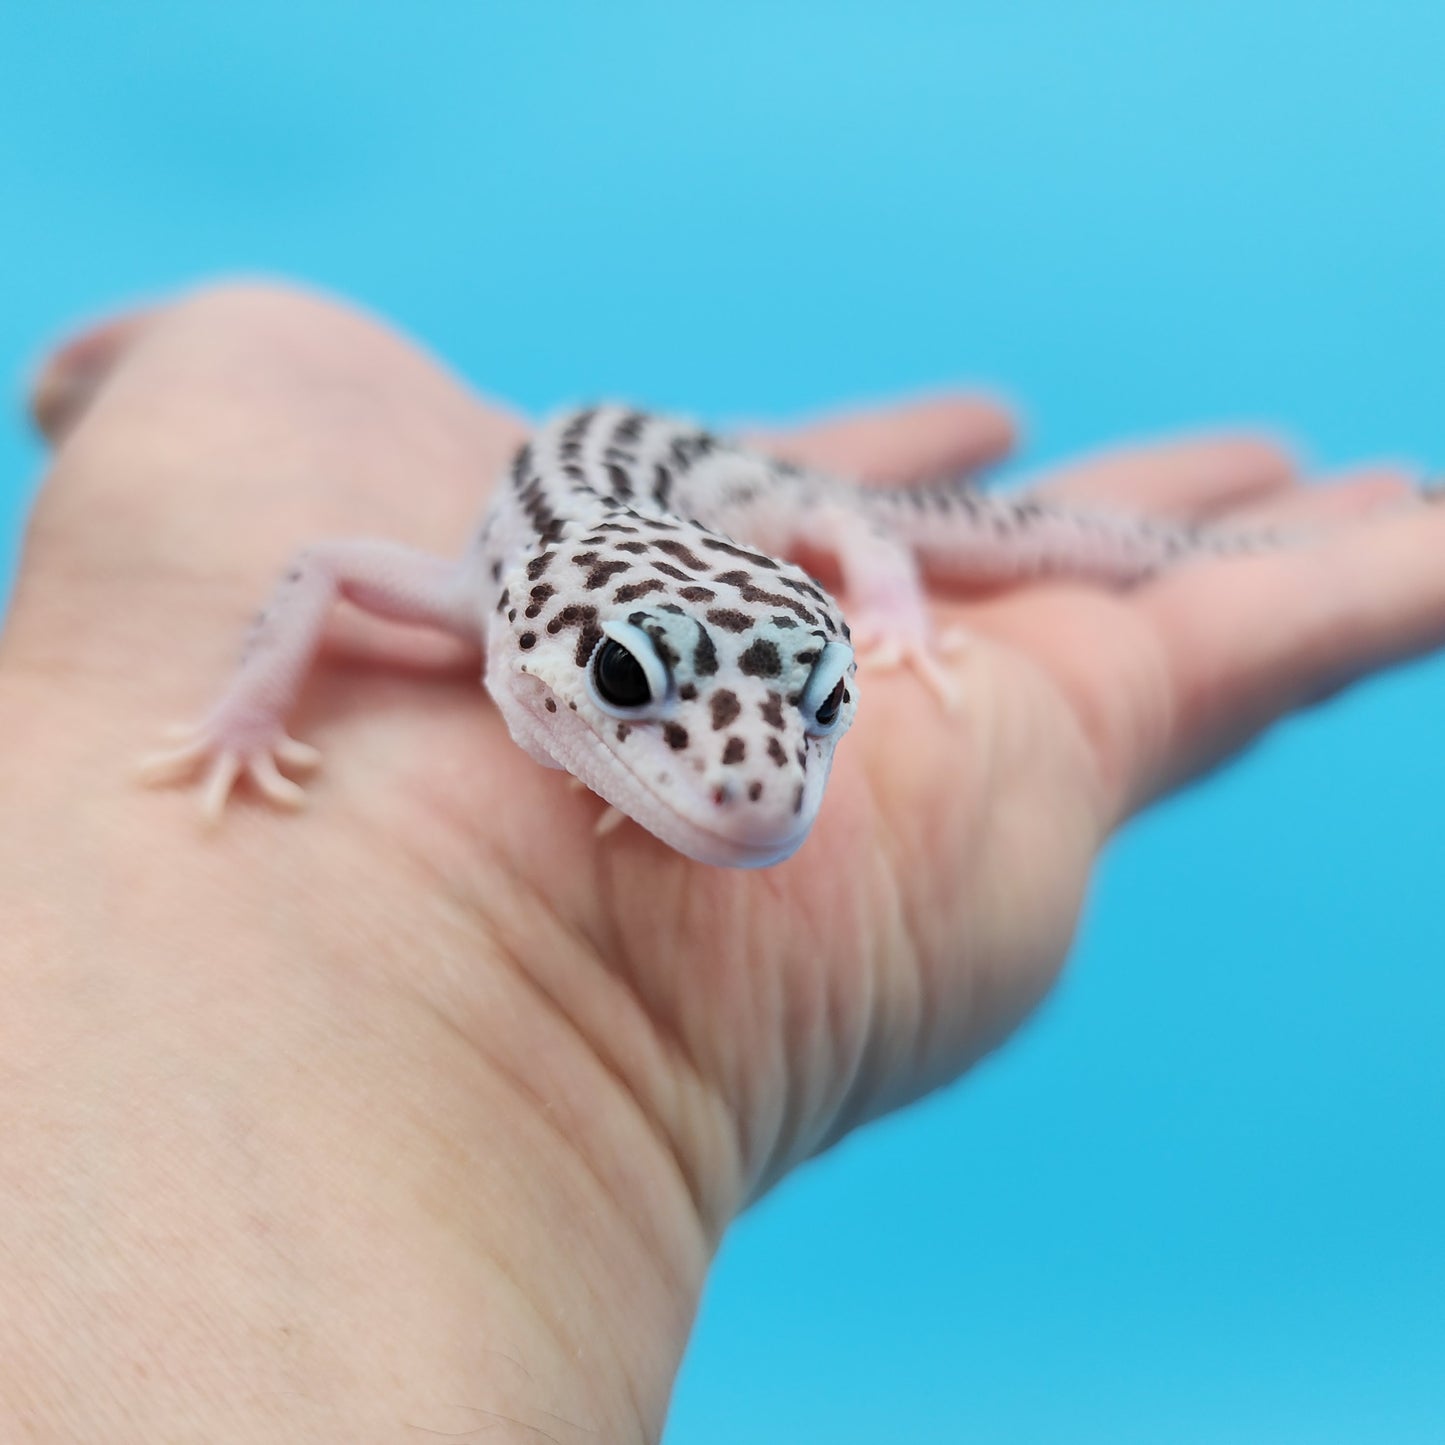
[3,4,1442,1439]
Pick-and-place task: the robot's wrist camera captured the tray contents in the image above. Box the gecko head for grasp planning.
[487,579,858,868]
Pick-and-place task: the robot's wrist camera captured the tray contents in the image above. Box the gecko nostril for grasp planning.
[711,783,732,807]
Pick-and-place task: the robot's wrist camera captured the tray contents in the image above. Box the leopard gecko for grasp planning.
[140,404,1260,867]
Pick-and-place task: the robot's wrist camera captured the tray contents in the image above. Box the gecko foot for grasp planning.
[138,717,322,823]
[850,621,970,711]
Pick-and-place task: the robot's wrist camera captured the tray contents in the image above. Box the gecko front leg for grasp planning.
[140,540,484,819]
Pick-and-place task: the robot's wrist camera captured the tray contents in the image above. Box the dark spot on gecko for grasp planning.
[679,585,716,602]
[614,412,646,443]
[653,464,674,509]
[703,537,780,570]
[576,625,603,666]
[572,550,599,565]
[634,621,679,667]
[525,583,555,619]
[507,609,516,622]
[778,574,830,605]
[606,464,633,499]
[760,692,785,729]
[560,407,596,444]
[614,578,665,603]
[525,552,555,581]
[615,540,650,554]
[653,562,691,582]
[616,723,631,741]
[693,624,719,677]
[767,737,788,768]
[509,443,533,488]
[519,632,537,650]
[490,560,502,582]
[585,559,631,589]
[739,639,783,677]
[660,604,685,615]
[544,699,557,713]
[795,648,819,666]
[706,608,753,633]
[562,463,586,481]
[796,745,807,768]
[663,723,690,751]
[654,539,708,571]
[722,736,746,765]
[748,781,763,801]
[496,587,510,614]
[545,604,603,667]
[710,690,741,730]
[771,614,797,629]
[715,569,818,624]
[793,783,805,815]
[678,682,698,701]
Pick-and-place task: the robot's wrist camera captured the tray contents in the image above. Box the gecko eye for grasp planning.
[587,620,673,716]
[801,641,854,736]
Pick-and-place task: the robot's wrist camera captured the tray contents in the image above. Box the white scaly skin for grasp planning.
[139,404,1274,867]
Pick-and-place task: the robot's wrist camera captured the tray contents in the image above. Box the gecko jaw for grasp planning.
[492,670,825,868]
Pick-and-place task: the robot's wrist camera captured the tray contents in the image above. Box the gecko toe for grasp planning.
[247,753,309,809]
[275,735,322,772]
[200,750,243,825]
[136,736,209,786]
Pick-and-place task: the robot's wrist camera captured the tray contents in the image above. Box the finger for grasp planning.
[743,392,1018,485]
[1137,497,1445,807]
[1034,433,1297,519]
[1220,466,1420,530]
[30,305,159,444]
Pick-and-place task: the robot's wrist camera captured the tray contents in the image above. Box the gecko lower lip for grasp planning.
[570,713,812,866]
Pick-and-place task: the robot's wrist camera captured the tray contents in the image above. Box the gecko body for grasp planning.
[142,404,1265,867]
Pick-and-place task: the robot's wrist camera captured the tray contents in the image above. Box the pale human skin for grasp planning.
[0,282,1436,1441]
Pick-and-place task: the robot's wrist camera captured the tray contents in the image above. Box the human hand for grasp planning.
[0,283,1431,1440]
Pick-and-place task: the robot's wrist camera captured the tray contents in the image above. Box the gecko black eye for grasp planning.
[800,640,855,737]
[586,619,674,718]
[593,639,652,708]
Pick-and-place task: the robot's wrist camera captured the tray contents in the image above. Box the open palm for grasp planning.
[6,283,1440,1436]
[16,283,1435,1227]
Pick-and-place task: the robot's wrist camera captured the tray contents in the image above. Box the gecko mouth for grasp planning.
[567,709,817,868]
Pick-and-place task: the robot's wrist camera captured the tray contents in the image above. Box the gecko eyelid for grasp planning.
[801,641,853,736]
[588,620,674,718]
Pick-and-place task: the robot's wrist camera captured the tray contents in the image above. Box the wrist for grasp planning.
[0,741,716,1440]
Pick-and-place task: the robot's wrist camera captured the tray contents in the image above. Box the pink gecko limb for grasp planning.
[808,504,968,707]
[139,540,482,819]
